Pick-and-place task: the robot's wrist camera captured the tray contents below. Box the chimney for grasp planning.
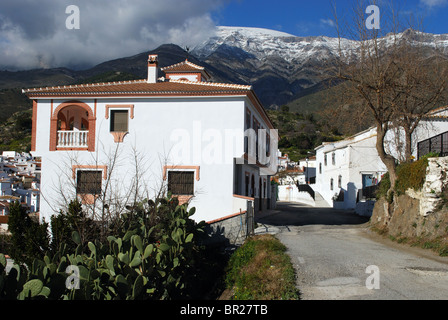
[147,54,158,83]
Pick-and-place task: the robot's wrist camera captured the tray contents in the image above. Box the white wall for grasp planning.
[315,128,387,209]
[34,95,277,224]
[277,185,315,206]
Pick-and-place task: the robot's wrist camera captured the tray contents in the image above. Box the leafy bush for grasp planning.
[50,199,101,254]
[395,156,430,196]
[7,201,49,266]
[1,196,210,300]
[377,154,433,200]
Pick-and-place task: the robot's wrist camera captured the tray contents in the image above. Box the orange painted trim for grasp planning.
[77,194,98,205]
[31,100,37,152]
[111,131,128,143]
[163,165,200,181]
[52,101,95,120]
[206,211,247,225]
[173,195,194,206]
[105,104,134,119]
[72,165,108,180]
[233,194,255,201]
[51,101,96,152]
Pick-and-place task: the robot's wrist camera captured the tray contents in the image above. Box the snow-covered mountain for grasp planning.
[193,26,351,64]
[192,27,356,108]
[191,26,448,109]
[194,26,448,64]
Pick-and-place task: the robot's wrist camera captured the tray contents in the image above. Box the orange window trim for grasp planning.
[162,165,200,181]
[72,165,108,180]
[50,101,96,152]
[31,100,38,152]
[105,104,134,119]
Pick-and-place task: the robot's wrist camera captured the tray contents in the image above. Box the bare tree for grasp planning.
[330,0,448,194]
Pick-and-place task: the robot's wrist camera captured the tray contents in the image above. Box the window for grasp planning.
[330,178,334,191]
[76,171,102,195]
[338,175,342,188]
[319,163,322,174]
[332,152,336,165]
[168,171,195,195]
[324,154,327,166]
[110,110,128,132]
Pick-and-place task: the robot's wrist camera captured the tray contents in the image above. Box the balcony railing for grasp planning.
[57,130,89,148]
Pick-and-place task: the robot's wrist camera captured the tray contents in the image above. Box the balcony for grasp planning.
[57,130,89,149]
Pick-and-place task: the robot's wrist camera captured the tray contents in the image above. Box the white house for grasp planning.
[315,127,387,210]
[23,55,278,231]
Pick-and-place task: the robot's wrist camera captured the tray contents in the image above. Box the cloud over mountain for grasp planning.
[0,0,223,70]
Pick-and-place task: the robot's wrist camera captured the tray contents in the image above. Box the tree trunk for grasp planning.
[376,124,397,194]
[404,127,413,163]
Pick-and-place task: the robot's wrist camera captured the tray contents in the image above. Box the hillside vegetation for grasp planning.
[267,106,344,162]
[222,234,300,300]
[0,109,32,153]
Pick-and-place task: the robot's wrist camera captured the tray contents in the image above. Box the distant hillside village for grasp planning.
[0,151,40,233]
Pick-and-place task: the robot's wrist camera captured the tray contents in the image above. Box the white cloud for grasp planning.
[419,0,448,8]
[320,18,335,28]
[0,0,223,70]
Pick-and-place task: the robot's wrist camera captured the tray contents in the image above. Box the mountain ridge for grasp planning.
[1,26,448,111]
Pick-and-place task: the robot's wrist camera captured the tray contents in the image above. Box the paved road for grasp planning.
[256,202,448,300]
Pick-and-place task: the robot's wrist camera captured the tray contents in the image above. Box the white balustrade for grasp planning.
[57,130,89,148]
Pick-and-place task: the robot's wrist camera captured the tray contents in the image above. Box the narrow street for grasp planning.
[256,202,448,300]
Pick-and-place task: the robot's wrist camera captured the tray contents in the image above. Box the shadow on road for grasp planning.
[257,201,371,227]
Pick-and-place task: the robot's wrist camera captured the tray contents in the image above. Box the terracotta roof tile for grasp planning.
[23,79,252,97]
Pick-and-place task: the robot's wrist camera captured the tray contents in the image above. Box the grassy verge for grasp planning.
[222,234,300,300]
[371,226,448,257]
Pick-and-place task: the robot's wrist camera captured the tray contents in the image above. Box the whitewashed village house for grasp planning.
[0,151,41,233]
[23,55,278,242]
[314,105,448,214]
[314,127,387,211]
[387,105,448,161]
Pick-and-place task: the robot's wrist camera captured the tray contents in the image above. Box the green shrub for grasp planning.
[7,201,49,266]
[0,234,11,255]
[376,172,390,200]
[395,156,430,196]
[225,234,299,300]
[50,199,100,254]
[1,196,210,300]
[376,154,432,200]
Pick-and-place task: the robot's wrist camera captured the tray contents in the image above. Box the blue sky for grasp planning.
[212,0,448,37]
[1,0,448,70]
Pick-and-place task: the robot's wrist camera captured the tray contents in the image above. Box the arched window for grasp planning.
[50,101,96,151]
